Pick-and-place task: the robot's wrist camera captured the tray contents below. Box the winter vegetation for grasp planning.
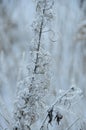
[0,0,86,130]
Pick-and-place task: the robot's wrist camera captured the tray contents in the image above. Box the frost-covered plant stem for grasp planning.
[34,2,45,74]
[40,83,83,130]
[30,0,46,85]
[13,0,53,130]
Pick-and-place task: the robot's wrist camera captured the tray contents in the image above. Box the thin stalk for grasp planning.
[29,0,47,89]
[66,117,80,130]
[34,0,46,74]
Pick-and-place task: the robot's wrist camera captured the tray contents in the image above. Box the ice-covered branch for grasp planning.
[40,85,83,130]
[13,0,54,130]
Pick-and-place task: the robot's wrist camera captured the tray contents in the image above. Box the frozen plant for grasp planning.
[13,0,54,130]
[40,81,84,130]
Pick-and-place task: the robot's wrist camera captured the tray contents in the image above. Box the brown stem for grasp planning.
[29,0,47,90]
[34,0,46,74]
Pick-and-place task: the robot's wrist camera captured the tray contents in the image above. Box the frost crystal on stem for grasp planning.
[13,0,54,130]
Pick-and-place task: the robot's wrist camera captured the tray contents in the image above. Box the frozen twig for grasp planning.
[52,87,73,108]
[40,115,48,130]
[34,0,46,74]
[40,86,83,129]
[66,117,80,130]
